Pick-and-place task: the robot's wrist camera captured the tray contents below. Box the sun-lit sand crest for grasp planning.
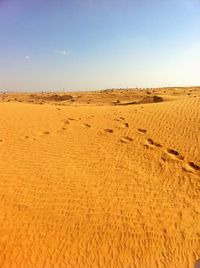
[0,87,200,267]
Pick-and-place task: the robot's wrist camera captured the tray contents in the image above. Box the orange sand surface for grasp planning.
[0,87,200,267]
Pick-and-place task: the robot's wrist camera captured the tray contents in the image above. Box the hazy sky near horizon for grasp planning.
[0,0,200,91]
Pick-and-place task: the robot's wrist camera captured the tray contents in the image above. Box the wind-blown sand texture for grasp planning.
[0,87,200,267]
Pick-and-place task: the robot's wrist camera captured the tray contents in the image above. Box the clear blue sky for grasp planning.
[0,0,200,91]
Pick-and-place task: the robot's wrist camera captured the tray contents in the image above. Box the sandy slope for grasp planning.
[0,88,200,267]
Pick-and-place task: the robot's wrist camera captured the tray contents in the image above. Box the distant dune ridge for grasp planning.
[0,87,200,267]
[138,95,163,104]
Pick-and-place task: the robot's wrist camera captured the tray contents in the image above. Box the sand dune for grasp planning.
[0,87,200,267]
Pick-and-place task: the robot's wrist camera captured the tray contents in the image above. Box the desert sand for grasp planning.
[0,87,200,267]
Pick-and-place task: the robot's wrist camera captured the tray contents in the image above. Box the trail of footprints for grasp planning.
[3,113,199,174]
[141,129,200,173]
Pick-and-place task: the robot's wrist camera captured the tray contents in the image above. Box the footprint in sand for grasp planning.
[120,123,129,128]
[82,124,91,128]
[138,128,147,134]
[146,138,154,145]
[68,118,76,121]
[166,148,184,160]
[43,131,50,135]
[154,142,162,147]
[37,131,50,136]
[104,129,114,133]
[186,162,200,172]
[0,139,3,143]
[120,136,133,143]
[115,117,125,122]
[144,138,162,149]
[62,120,70,125]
